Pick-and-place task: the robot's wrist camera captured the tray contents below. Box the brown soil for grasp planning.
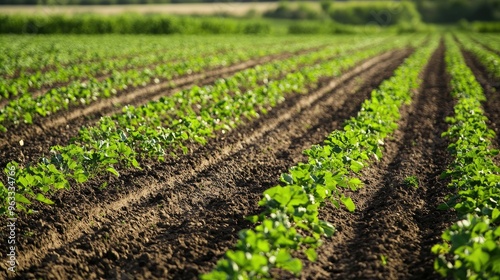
[0,49,411,280]
[294,41,456,279]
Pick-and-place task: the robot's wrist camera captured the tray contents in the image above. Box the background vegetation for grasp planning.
[1,0,499,25]
[0,0,499,34]
[0,14,272,34]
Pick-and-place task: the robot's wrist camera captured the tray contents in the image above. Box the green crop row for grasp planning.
[0,35,205,78]
[0,36,307,101]
[431,35,500,280]
[0,37,325,132]
[455,34,500,80]
[1,39,234,99]
[202,36,437,279]
[0,35,158,77]
[0,35,410,215]
[469,34,500,54]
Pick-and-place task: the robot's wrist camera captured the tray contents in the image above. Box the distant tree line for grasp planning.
[261,0,500,23]
[414,0,500,23]
[0,13,272,34]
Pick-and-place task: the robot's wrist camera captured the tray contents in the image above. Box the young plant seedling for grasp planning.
[380,254,388,266]
[403,175,419,188]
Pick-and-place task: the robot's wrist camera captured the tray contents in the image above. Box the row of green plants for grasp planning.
[431,35,500,280]
[202,36,437,279]
[1,37,253,100]
[468,34,500,54]
[1,35,340,80]
[455,34,500,79]
[0,35,414,215]
[0,37,326,132]
[1,35,304,99]
[0,34,208,78]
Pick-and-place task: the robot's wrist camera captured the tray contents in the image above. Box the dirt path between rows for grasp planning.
[2,49,411,280]
[295,41,456,280]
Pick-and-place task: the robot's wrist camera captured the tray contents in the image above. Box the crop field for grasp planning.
[0,33,499,279]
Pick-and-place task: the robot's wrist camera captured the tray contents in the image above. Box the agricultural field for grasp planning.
[0,32,499,280]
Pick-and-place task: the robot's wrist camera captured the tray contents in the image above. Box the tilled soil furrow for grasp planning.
[460,49,500,152]
[299,41,455,280]
[10,50,410,280]
[0,47,315,167]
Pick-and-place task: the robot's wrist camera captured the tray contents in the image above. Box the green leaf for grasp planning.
[226,250,246,267]
[24,112,33,124]
[18,177,29,188]
[305,248,317,262]
[347,177,363,191]
[74,172,88,183]
[331,198,340,209]
[131,158,141,168]
[350,160,364,173]
[341,196,356,212]
[437,203,451,210]
[469,248,490,272]
[281,173,294,185]
[106,167,119,177]
[380,254,388,266]
[246,215,260,223]
[35,193,55,205]
[16,203,27,212]
[319,220,336,237]
[15,194,31,205]
[492,208,500,223]
[276,251,302,274]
